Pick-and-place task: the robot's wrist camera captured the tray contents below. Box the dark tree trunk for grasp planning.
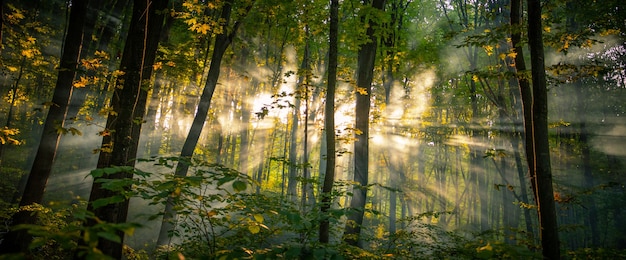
[343,0,385,247]
[86,0,168,258]
[510,0,537,240]
[527,0,561,258]
[0,0,89,254]
[157,0,253,246]
[319,0,338,243]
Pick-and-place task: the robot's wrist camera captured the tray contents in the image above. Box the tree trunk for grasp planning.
[510,0,538,240]
[578,97,599,246]
[156,0,253,246]
[86,0,168,258]
[0,0,89,254]
[343,0,385,247]
[287,42,310,202]
[527,0,561,258]
[319,0,338,241]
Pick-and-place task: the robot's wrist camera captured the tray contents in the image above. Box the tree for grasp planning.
[0,0,89,254]
[526,0,561,258]
[343,0,386,247]
[157,0,254,246]
[86,0,169,257]
[319,0,338,244]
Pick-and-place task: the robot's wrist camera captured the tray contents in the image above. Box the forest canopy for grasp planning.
[0,0,625,259]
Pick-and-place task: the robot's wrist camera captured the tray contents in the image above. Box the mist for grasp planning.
[1,0,626,258]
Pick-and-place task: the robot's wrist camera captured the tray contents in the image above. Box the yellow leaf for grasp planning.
[498,53,506,60]
[483,29,491,33]
[185,17,197,26]
[153,61,163,71]
[543,26,551,33]
[172,186,181,197]
[356,87,368,95]
[21,49,35,59]
[507,52,518,59]
[95,50,109,60]
[482,45,494,56]
[73,76,89,88]
[248,224,260,234]
[253,214,264,223]
[477,242,493,252]
[472,75,480,82]
[112,70,125,77]
[196,24,211,34]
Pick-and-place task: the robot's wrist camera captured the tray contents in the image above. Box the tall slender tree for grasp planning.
[157,0,254,246]
[510,0,537,240]
[0,0,89,254]
[319,0,339,244]
[86,0,169,257]
[343,0,386,247]
[527,0,561,258]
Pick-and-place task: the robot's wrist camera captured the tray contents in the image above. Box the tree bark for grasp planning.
[0,0,89,254]
[86,0,168,258]
[527,0,561,258]
[343,0,385,247]
[319,0,339,243]
[510,0,537,240]
[156,0,253,246]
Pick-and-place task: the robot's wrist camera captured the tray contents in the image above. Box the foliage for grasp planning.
[4,156,623,259]
[0,127,22,146]
[0,199,140,260]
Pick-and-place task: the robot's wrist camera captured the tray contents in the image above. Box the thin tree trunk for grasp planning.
[156,0,253,246]
[527,0,561,257]
[0,0,89,254]
[319,54,335,239]
[287,42,310,202]
[510,0,538,231]
[86,0,168,257]
[343,0,385,247]
[578,97,599,246]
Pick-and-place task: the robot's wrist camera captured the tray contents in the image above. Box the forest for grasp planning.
[0,0,625,259]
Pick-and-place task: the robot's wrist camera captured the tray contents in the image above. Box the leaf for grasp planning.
[232,180,247,192]
[482,45,494,56]
[248,224,260,234]
[356,87,368,95]
[97,231,121,243]
[253,214,264,223]
[472,75,480,82]
[73,76,90,88]
[476,242,494,258]
[91,196,125,209]
[69,127,82,136]
[90,168,105,178]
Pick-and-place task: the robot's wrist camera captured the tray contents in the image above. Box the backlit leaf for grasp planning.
[232,180,247,192]
[248,224,260,234]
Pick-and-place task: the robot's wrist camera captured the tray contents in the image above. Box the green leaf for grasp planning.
[90,168,105,178]
[97,231,121,243]
[232,180,247,192]
[91,196,125,209]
